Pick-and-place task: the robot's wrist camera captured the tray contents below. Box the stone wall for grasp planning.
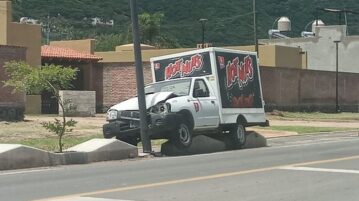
[261,67,359,112]
[0,45,26,121]
[59,90,96,117]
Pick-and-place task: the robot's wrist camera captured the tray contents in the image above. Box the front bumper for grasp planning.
[103,113,180,140]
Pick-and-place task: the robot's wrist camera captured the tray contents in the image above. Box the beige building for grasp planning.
[0,0,41,66]
[260,25,359,73]
[95,43,306,69]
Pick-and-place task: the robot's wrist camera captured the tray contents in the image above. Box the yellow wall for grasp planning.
[25,95,41,114]
[0,1,11,45]
[50,39,95,54]
[115,44,156,52]
[96,48,195,63]
[95,44,303,69]
[224,45,277,67]
[301,51,307,69]
[0,0,41,67]
[275,45,303,68]
[8,23,41,66]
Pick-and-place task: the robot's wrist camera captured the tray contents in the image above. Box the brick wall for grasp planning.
[96,62,152,111]
[0,45,26,121]
[96,62,359,113]
[93,63,104,112]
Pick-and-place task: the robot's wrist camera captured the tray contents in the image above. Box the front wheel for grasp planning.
[230,123,246,149]
[171,119,193,149]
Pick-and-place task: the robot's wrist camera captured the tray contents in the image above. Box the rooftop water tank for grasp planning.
[278,17,291,32]
[311,19,325,32]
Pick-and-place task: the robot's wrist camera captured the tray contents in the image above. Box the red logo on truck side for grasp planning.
[164,54,203,80]
[193,102,200,112]
[232,94,254,108]
[226,56,254,89]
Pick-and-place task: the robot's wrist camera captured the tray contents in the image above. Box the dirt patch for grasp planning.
[1,113,358,143]
[0,115,107,142]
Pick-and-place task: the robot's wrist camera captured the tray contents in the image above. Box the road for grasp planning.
[0,132,358,201]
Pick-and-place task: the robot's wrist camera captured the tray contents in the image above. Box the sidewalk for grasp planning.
[269,119,359,128]
[248,128,297,138]
[249,119,359,138]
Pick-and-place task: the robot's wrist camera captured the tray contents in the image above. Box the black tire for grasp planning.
[117,136,138,146]
[230,123,246,149]
[171,118,193,149]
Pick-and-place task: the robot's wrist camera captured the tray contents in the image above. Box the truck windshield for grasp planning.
[145,79,192,96]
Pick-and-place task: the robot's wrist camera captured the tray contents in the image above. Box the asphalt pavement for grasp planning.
[0,132,358,201]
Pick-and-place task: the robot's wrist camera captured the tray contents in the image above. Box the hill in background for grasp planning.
[12,0,359,50]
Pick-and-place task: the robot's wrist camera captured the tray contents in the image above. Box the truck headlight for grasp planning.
[107,110,118,121]
[151,103,171,114]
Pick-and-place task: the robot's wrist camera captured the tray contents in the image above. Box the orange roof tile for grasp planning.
[41,45,102,61]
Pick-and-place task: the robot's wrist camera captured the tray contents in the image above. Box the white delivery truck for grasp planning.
[103,47,268,148]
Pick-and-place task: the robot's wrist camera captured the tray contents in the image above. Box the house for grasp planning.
[41,40,102,114]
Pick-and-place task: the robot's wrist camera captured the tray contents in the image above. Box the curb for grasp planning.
[0,139,138,171]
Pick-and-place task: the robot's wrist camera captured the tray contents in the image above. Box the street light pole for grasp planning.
[199,19,207,48]
[46,14,50,45]
[334,40,340,113]
[129,0,152,153]
[253,0,259,54]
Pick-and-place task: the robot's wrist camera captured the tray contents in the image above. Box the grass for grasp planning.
[268,112,359,121]
[259,126,358,134]
[1,134,103,152]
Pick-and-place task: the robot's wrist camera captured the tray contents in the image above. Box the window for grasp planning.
[193,79,209,98]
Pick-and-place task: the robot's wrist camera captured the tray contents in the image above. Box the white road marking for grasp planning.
[0,168,57,176]
[34,155,359,201]
[280,166,359,174]
[48,197,133,201]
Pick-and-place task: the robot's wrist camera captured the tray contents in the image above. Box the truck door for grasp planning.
[191,79,219,128]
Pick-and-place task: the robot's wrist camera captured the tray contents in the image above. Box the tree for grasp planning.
[95,33,130,51]
[139,12,164,45]
[3,62,78,153]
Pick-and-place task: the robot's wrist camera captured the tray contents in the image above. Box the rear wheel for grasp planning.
[171,118,193,149]
[230,123,246,149]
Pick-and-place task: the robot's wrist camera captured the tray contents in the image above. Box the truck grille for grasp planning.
[120,111,140,119]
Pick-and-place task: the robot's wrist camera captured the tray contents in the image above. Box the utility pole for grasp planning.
[129,0,152,153]
[199,19,207,48]
[334,40,340,113]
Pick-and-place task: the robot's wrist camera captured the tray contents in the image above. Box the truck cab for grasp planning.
[103,77,220,148]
